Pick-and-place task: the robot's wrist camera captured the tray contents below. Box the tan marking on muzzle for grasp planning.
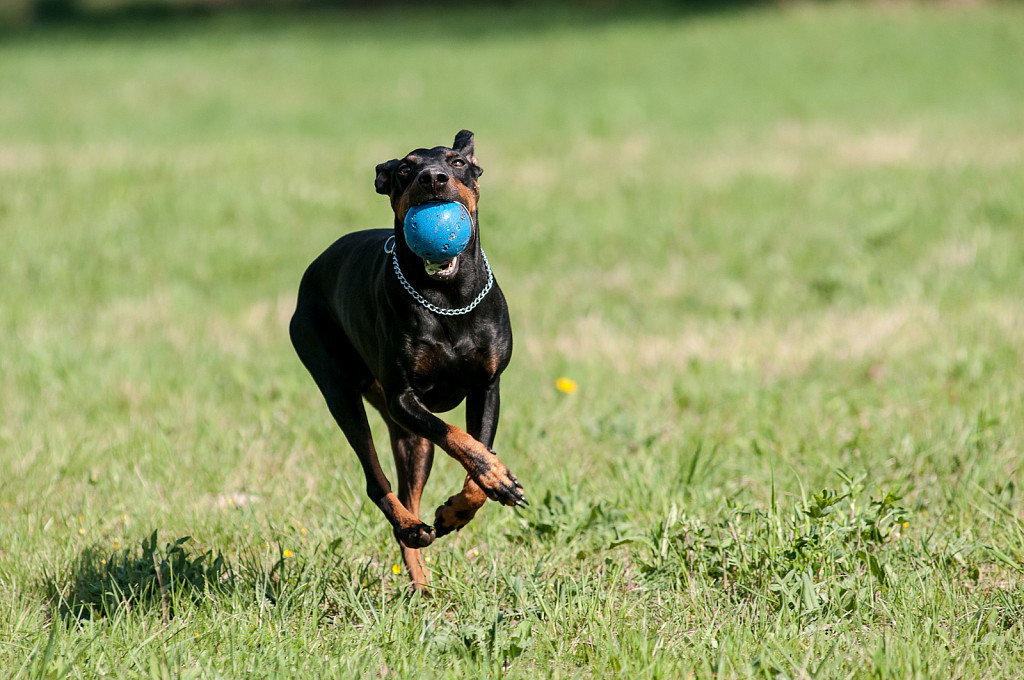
[456,181,478,215]
[392,188,412,223]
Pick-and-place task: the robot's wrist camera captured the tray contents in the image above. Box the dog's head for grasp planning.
[375,129,484,225]
[375,130,484,281]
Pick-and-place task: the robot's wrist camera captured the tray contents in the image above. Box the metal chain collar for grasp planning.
[384,235,494,316]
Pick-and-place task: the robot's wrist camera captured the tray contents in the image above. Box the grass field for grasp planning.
[3,2,1024,677]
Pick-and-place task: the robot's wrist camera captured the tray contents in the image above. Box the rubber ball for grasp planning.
[402,201,472,263]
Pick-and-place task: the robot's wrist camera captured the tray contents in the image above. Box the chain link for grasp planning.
[385,236,494,316]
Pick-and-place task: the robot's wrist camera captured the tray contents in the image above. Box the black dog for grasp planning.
[290,130,526,590]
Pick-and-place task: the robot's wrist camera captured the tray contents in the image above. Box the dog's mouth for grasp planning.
[424,257,459,281]
[407,196,467,282]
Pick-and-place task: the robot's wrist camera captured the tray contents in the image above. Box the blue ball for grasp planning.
[402,201,472,263]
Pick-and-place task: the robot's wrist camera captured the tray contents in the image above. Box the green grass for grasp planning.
[3,2,1024,677]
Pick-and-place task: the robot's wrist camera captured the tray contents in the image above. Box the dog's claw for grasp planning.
[496,483,528,508]
[483,483,525,508]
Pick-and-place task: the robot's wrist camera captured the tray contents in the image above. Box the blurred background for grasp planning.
[3,0,757,27]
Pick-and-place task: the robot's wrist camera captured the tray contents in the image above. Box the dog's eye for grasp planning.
[451,158,466,168]
[398,164,412,176]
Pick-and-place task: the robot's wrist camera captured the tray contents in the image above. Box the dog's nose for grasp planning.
[418,169,449,189]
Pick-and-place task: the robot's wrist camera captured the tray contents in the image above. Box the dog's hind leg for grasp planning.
[391,434,435,589]
[364,385,436,590]
[290,314,435,551]
[393,434,434,529]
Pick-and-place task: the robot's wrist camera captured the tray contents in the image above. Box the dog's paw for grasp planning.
[434,502,475,538]
[474,461,528,508]
[396,523,436,549]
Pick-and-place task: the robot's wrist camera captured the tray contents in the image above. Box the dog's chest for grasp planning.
[408,336,505,408]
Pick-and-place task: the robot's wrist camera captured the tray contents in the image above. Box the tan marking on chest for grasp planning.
[412,346,443,378]
[478,350,501,376]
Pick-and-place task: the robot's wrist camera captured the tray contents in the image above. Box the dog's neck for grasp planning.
[392,215,491,312]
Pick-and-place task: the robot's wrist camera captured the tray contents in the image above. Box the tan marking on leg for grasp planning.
[380,492,435,549]
[442,425,495,473]
[435,475,488,536]
[440,425,520,506]
[378,492,421,531]
[402,546,430,592]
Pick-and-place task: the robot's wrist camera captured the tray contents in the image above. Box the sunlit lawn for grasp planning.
[2,2,1024,677]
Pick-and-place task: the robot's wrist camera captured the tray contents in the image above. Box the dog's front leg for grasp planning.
[434,381,503,536]
[466,379,501,448]
[386,387,527,509]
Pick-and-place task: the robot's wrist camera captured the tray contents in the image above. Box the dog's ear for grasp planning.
[453,129,483,177]
[374,159,399,195]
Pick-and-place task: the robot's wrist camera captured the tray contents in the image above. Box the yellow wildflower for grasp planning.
[556,377,578,394]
